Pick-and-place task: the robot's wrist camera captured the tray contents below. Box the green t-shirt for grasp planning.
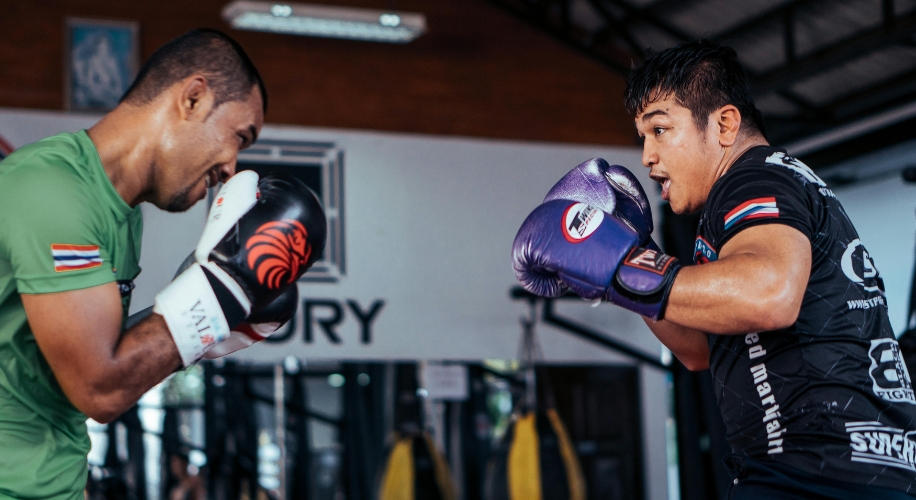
[0,131,142,499]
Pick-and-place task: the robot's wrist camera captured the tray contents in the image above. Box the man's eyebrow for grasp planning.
[640,109,669,122]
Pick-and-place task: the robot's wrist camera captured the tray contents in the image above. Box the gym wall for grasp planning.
[833,177,916,334]
[0,0,636,145]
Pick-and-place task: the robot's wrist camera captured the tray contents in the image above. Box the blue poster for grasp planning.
[69,22,137,111]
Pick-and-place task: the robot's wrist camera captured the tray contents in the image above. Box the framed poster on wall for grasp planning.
[65,18,139,111]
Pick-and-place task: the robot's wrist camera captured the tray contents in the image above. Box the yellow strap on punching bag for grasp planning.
[546,408,587,500]
[423,433,458,500]
[508,411,542,500]
[379,435,415,500]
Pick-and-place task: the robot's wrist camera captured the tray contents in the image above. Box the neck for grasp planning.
[87,103,164,207]
[713,135,769,181]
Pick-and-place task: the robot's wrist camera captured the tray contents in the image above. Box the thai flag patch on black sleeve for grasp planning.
[724,197,779,230]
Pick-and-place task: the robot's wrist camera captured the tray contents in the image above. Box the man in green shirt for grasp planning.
[0,29,268,499]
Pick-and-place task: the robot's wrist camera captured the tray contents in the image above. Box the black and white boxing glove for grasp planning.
[154,171,326,366]
[168,252,299,360]
[200,286,298,359]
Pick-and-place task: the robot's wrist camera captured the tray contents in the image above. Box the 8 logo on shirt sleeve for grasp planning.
[868,338,916,405]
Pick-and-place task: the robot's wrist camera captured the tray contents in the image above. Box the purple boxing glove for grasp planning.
[514,158,681,320]
[544,158,654,237]
[512,200,640,300]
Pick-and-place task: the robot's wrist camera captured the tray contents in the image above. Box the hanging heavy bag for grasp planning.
[484,409,586,500]
[378,432,457,500]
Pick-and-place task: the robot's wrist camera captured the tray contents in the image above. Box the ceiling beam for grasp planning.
[777,89,818,115]
[621,0,708,25]
[711,0,818,44]
[635,0,692,12]
[817,66,916,120]
[883,0,896,28]
[751,11,916,95]
[604,0,692,43]
[486,0,635,74]
[585,0,644,54]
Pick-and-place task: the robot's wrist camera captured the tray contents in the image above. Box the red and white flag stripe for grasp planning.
[724,197,779,230]
[51,244,103,272]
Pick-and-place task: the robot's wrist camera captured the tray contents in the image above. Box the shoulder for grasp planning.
[707,147,816,208]
[722,147,827,191]
[0,133,104,234]
[698,146,821,248]
[2,131,88,166]
[0,132,94,199]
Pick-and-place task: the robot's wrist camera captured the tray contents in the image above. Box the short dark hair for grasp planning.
[121,29,267,113]
[624,39,766,139]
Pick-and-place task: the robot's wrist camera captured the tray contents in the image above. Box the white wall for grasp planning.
[832,176,916,335]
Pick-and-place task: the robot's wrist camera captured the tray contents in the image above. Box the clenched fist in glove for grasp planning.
[155,171,326,366]
[512,158,681,320]
[168,252,299,360]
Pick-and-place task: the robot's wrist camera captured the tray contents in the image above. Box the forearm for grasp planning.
[643,317,709,370]
[85,314,182,422]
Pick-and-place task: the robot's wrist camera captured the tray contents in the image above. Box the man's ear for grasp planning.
[714,104,742,147]
[177,75,214,122]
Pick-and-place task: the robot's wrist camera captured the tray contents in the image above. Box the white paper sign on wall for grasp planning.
[421,363,468,401]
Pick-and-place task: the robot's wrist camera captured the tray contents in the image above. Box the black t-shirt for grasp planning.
[695,145,916,494]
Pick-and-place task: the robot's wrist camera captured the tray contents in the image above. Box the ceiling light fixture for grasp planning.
[222,1,426,43]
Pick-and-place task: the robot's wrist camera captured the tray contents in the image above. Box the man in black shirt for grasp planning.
[629,40,916,499]
[512,40,916,499]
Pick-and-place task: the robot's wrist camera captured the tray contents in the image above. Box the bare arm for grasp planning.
[643,318,710,371]
[22,283,182,423]
[638,224,810,371]
[665,223,811,335]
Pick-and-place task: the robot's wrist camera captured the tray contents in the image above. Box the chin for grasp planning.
[163,185,204,213]
[668,197,696,216]
[669,202,688,215]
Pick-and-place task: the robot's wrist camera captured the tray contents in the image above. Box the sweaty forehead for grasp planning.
[248,85,266,125]
[636,98,693,124]
[240,94,265,134]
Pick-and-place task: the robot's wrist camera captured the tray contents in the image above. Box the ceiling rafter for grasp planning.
[751,11,916,94]
[487,0,636,73]
[603,0,692,43]
[817,65,916,120]
[486,0,916,148]
[585,0,644,53]
[620,0,708,26]
[711,0,819,44]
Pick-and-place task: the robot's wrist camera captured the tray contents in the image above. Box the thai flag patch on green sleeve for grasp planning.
[51,244,103,272]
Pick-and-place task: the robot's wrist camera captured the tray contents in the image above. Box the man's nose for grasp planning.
[218,159,237,183]
[642,146,658,168]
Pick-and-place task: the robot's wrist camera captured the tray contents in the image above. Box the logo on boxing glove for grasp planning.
[562,203,604,243]
[245,219,313,289]
[623,247,676,275]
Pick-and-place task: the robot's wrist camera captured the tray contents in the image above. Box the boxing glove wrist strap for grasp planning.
[202,324,271,360]
[608,246,682,321]
[154,263,240,367]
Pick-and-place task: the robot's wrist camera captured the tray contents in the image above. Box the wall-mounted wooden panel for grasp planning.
[0,1,637,145]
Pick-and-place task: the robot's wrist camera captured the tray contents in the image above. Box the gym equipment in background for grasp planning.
[377,363,457,500]
[484,299,586,500]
